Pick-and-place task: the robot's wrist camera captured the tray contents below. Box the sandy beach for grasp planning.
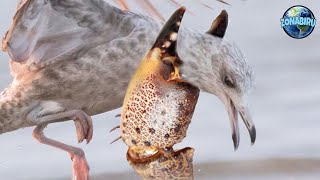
[0,0,320,179]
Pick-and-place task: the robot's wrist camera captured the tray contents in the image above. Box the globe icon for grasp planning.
[282,6,316,39]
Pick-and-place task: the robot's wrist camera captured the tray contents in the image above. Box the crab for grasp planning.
[117,8,199,161]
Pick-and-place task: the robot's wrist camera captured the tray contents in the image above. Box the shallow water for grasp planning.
[0,0,320,179]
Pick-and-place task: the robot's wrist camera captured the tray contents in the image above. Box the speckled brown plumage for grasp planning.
[1,1,255,178]
[2,0,255,149]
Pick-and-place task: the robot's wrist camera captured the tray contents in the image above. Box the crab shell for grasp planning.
[120,47,199,149]
[127,147,194,180]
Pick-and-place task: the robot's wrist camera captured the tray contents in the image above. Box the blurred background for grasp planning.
[0,0,319,179]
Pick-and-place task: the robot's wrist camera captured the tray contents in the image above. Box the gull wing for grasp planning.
[2,0,231,68]
[2,0,130,67]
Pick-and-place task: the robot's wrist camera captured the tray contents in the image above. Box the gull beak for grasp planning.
[220,93,256,150]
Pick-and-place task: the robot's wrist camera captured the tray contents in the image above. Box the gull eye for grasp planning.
[224,76,235,88]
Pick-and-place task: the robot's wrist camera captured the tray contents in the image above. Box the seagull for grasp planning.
[1,0,255,179]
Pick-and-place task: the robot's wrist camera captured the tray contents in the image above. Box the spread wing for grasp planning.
[2,0,131,67]
[2,0,230,68]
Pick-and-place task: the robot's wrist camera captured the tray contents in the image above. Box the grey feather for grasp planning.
[0,0,254,134]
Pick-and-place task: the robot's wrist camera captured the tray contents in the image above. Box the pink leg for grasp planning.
[72,111,93,144]
[33,124,90,180]
[31,110,93,180]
